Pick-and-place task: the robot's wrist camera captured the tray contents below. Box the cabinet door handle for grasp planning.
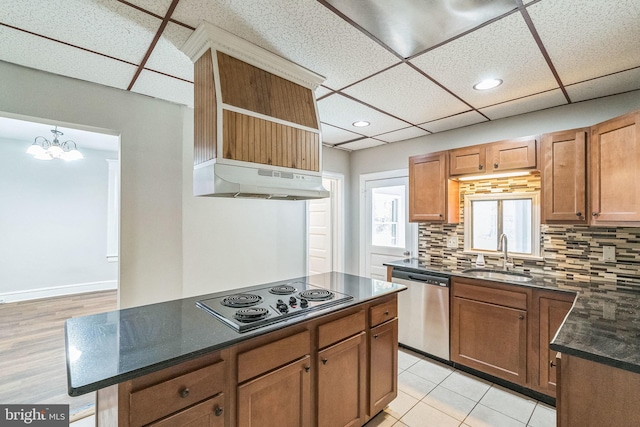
[374,334,379,339]
[592,212,600,217]
[304,365,310,372]
[384,310,389,316]
[214,406,223,417]
[494,162,499,169]
[518,315,524,320]
[576,212,582,217]
[179,388,190,398]
[478,164,483,170]
[550,360,556,368]
[322,358,328,365]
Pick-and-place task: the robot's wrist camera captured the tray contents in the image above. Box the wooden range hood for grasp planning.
[181,22,329,200]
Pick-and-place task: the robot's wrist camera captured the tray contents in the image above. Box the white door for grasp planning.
[308,176,343,275]
[363,174,416,280]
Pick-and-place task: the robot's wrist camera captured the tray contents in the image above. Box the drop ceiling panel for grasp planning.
[131,70,194,107]
[0,26,136,89]
[317,94,410,137]
[528,0,640,86]
[4,0,161,64]
[343,64,470,124]
[338,138,386,151]
[419,111,488,133]
[479,89,566,120]
[375,126,429,143]
[124,0,174,17]
[316,86,334,99]
[145,22,194,81]
[410,12,558,109]
[171,0,401,89]
[321,123,363,145]
[566,69,640,103]
[323,0,517,58]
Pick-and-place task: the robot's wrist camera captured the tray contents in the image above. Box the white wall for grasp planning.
[346,90,640,274]
[0,137,118,301]
[0,60,184,308]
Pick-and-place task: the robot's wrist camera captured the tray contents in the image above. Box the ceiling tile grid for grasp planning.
[374,126,430,144]
[1,0,162,64]
[171,0,401,90]
[317,94,410,137]
[338,137,386,151]
[131,69,194,106]
[409,11,559,109]
[0,25,137,89]
[527,0,640,86]
[479,88,567,120]
[320,123,364,145]
[144,21,194,82]
[122,0,175,17]
[419,111,488,134]
[342,63,470,125]
[566,68,640,103]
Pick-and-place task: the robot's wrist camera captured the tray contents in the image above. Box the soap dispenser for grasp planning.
[475,253,485,268]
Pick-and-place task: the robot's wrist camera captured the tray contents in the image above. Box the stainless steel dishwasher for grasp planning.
[392,268,450,361]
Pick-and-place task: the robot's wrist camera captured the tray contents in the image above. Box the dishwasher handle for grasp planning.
[392,269,450,287]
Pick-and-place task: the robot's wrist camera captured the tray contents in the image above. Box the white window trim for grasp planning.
[463,192,542,260]
[106,159,119,262]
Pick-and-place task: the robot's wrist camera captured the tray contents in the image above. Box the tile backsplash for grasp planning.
[417,174,640,293]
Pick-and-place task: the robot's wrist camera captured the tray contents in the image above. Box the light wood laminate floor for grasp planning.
[0,291,117,421]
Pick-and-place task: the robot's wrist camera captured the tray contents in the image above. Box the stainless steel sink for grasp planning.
[462,268,534,283]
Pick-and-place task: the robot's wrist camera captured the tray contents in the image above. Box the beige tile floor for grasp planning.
[71,347,556,427]
[366,348,556,427]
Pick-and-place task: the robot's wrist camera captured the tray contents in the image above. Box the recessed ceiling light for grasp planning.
[352,121,370,127]
[473,79,503,91]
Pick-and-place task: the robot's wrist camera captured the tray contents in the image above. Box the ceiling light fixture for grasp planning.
[473,78,503,91]
[26,126,84,161]
[352,121,370,127]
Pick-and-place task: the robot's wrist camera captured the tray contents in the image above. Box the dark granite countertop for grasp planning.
[385,258,640,374]
[65,272,406,396]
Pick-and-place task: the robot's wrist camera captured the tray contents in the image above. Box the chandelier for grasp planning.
[26,126,84,161]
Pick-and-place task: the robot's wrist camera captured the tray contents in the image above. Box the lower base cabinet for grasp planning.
[150,395,225,427]
[557,354,640,426]
[369,319,398,415]
[237,356,311,427]
[317,333,366,427]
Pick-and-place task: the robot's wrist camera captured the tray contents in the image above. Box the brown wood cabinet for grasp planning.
[541,129,588,223]
[451,279,529,385]
[557,354,640,426]
[487,136,538,172]
[450,145,486,175]
[150,395,225,427]
[408,152,459,223]
[237,357,311,427]
[369,319,398,416]
[536,291,574,397]
[590,110,640,225]
[317,333,366,427]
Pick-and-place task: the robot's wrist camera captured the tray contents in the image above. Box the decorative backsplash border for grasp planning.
[417,174,640,293]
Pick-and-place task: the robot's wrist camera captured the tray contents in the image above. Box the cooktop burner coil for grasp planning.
[299,289,334,301]
[268,285,297,295]
[221,293,262,308]
[234,307,270,323]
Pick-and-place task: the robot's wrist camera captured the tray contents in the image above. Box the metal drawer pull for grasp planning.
[494,163,499,168]
[576,212,582,217]
[214,406,223,416]
[550,360,557,368]
[322,358,328,365]
[179,388,190,398]
[304,365,310,372]
[374,334,379,339]
[518,315,524,320]
[384,310,389,315]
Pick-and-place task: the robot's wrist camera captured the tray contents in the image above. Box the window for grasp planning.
[371,186,406,248]
[464,192,540,257]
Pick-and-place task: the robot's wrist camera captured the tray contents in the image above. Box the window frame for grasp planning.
[463,192,541,259]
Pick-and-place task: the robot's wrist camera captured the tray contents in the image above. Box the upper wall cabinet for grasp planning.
[541,129,588,224]
[409,152,459,223]
[449,136,538,177]
[590,110,640,225]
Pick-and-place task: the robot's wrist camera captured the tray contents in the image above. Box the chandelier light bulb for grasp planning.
[27,126,83,161]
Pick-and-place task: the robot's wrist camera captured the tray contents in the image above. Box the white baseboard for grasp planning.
[0,280,118,303]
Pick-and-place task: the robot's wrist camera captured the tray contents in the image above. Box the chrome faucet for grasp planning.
[498,233,509,270]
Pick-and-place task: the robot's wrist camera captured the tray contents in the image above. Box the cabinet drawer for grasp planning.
[318,310,365,349]
[370,298,398,327]
[238,330,310,383]
[149,394,225,427]
[453,281,527,310]
[129,360,225,427]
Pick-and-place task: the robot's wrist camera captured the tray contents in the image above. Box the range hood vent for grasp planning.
[181,22,328,200]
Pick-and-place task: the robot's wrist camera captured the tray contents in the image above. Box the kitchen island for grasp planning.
[65,272,406,427]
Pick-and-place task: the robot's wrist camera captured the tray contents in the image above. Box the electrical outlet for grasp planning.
[603,246,616,262]
[603,301,616,320]
[446,236,459,248]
